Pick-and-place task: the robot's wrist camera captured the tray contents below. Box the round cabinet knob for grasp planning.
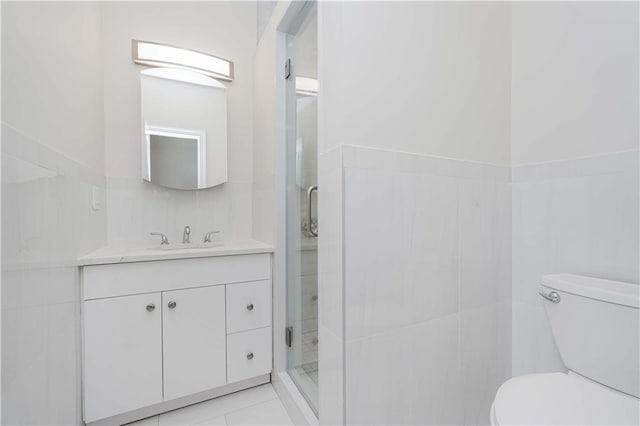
[246,352,254,360]
[246,303,254,311]
[168,301,177,309]
[146,303,155,312]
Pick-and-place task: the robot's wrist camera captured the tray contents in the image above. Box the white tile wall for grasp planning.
[459,302,511,424]
[511,151,639,377]
[344,168,461,339]
[327,147,638,425]
[345,314,462,425]
[317,324,343,425]
[317,146,345,425]
[2,124,107,425]
[321,145,511,425]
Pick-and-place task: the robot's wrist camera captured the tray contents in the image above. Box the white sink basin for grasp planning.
[149,243,223,251]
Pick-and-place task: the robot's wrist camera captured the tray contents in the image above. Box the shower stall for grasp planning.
[283,3,319,414]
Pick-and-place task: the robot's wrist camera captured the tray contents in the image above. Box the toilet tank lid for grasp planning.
[541,274,639,308]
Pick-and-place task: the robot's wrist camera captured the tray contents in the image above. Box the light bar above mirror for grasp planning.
[132,40,234,82]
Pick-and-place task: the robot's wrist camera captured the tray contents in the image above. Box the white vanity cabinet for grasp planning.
[81,252,272,424]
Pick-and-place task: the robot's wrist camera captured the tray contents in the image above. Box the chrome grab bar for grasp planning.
[307,185,318,237]
[539,290,561,303]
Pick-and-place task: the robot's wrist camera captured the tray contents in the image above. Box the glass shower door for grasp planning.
[285,3,318,414]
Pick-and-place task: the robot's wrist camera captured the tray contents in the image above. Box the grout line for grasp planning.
[161,293,165,401]
[225,285,228,384]
[340,148,347,425]
[158,384,277,425]
[221,392,280,419]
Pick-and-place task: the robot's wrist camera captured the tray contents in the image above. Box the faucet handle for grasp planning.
[203,230,220,243]
[182,225,191,244]
[150,232,169,245]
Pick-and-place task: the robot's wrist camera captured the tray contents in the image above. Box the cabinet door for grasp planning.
[84,293,162,422]
[163,285,227,400]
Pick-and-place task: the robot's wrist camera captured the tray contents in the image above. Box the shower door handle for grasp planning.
[306,185,318,237]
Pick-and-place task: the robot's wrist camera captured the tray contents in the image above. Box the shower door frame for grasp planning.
[282,0,319,415]
[270,1,320,424]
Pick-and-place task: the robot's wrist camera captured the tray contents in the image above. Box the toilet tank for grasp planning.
[541,274,640,398]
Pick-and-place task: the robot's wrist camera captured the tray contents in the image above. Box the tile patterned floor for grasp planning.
[125,384,293,426]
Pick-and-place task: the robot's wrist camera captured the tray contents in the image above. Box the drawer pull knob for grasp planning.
[246,352,254,360]
[246,303,254,311]
[146,303,155,312]
[168,301,177,309]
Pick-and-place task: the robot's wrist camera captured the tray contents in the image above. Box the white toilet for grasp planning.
[491,274,640,425]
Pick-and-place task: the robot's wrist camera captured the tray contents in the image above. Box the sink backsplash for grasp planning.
[106,177,252,247]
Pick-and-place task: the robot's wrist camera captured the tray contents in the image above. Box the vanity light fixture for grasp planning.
[132,40,234,82]
[296,76,318,96]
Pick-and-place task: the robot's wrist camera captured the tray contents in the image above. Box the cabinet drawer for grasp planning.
[226,280,271,333]
[227,327,272,383]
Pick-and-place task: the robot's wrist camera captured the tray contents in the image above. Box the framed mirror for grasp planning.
[140,67,227,190]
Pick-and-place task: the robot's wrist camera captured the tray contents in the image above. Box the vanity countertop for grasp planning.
[78,240,274,266]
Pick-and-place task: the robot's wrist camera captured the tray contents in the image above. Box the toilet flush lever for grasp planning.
[539,290,560,303]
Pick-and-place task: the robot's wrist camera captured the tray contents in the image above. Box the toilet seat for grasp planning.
[491,372,640,425]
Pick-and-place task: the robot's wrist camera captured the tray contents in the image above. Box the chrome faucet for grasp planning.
[203,230,220,243]
[182,226,191,244]
[150,232,169,245]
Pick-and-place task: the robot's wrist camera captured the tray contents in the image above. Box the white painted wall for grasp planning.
[257,1,277,43]
[511,2,639,165]
[101,2,256,247]
[252,13,279,246]
[319,1,511,166]
[2,2,104,173]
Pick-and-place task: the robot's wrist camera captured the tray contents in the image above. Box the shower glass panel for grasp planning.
[285,3,318,414]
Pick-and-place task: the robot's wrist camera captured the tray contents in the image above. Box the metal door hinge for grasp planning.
[285,58,291,79]
[285,326,293,347]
